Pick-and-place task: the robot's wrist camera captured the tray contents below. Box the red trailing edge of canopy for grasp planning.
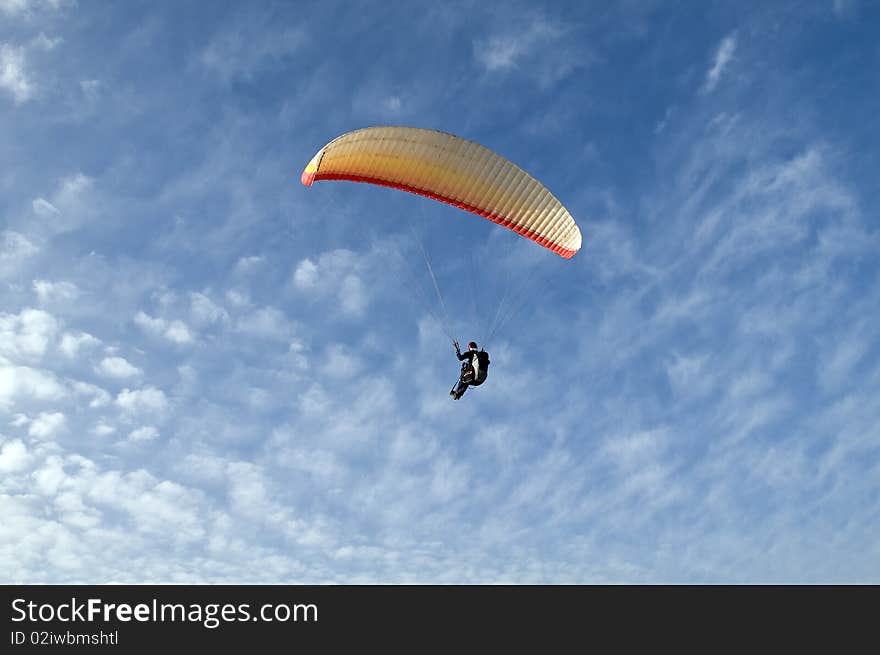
[308,172,579,259]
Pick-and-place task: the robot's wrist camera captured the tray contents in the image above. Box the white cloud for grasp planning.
[59,331,100,358]
[0,0,30,15]
[201,24,307,82]
[0,0,68,16]
[91,422,115,437]
[0,231,38,278]
[697,148,853,278]
[72,381,111,408]
[276,444,344,480]
[292,249,374,318]
[129,426,159,442]
[1,2,877,587]
[339,274,366,317]
[79,78,99,98]
[472,18,582,88]
[601,429,669,469]
[153,289,178,310]
[0,308,59,360]
[32,455,66,495]
[727,368,773,401]
[704,33,737,92]
[475,36,522,72]
[666,353,712,398]
[134,311,193,344]
[428,455,472,504]
[286,339,309,370]
[163,320,193,344]
[10,414,29,427]
[190,292,229,326]
[33,279,79,304]
[292,258,318,289]
[96,356,142,379]
[321,344,363,381]
[116,386,169,415]
[28,411,66,439]
[0,43,33,104]
[234,256,263,274]
[0,458,213,570]
[225,289,249,307]
[298,384,330,418]
[59,172,92,195]
[33,174,96,235]
[820,321,871,393]
[54,489,103,530]
[0,438,30,472]
[134,310,164,335]
[32,198,60,216]
[30,32,61,51]
[235,306,294,341]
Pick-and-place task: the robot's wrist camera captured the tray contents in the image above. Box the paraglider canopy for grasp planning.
[302,126,582,258]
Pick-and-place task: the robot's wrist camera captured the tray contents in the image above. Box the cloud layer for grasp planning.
[1,1,878,583]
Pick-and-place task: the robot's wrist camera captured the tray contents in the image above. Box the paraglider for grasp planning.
[450,340,490,400]
[301,126,581,400]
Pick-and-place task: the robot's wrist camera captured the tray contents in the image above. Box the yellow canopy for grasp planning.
[302,126,581,258]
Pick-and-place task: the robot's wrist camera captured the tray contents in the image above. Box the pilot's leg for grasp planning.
[450,379,468,400]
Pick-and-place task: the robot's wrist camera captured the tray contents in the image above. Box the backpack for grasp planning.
[472,350,490,385]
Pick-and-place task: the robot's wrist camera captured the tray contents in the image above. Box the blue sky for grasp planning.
[1,0,878,583]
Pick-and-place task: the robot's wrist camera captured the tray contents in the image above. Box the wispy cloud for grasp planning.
[704,33,737,93]
[0,43,34,104]
[1,1,878,584]
[189,292,230,327]
[128,425,159,442]
[200,21,307,82]
[474,18,561,72]
[0,0,68,16]
[291,249,376,318]
[30,32,62,51]
[472,15,587,88]
[832,0,858,19]
[0,22,64,105]
[32,198,60,216]
[383,95,402,113]
[33,280,78,304]
[233,255,264,275]
[0,231,39,278]
[0,0,31,15]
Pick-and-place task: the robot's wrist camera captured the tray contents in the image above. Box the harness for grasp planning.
[460,349,490,386]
